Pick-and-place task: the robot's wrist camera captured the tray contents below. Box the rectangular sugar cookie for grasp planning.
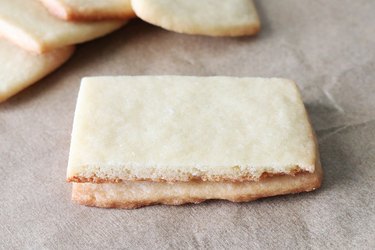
[0,38,74,102]
[68,76,322,208]
[0,0,125,53]
[131,0,260,36]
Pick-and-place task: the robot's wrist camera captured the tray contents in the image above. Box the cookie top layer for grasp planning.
[131,0,260,36]
[0,0,125,52]
[68,76,317,182]
[39,0,135,21]
[0,38,74,102]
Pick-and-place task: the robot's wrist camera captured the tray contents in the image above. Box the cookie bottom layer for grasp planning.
[72,162,322,209]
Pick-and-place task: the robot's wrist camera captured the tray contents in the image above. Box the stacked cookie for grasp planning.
[0,0,260,102]
[68,76,322,208]
[0,0,126,102]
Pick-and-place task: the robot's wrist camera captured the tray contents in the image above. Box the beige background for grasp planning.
[1,0,375,249]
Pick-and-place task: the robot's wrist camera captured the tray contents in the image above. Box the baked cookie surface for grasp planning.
[0,38,74,102]
[131,0,260,36]
[68,76,317,183]
[0,0,125,52]
[39,0,135,21]
[68,76,322,208]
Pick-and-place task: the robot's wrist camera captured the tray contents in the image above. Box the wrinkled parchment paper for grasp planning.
[1,0,374,248]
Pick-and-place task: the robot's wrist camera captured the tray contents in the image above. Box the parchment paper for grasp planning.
[1,0,374,249]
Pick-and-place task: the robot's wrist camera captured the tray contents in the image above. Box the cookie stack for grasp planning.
[0,0,260,102]
[0,0,126,102]
[68,76,322,208]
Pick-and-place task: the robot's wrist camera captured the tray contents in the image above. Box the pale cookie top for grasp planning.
[68,76,317,182]
[40,0,134,21]
[0,0,125,52]
[0,38,74,103]
[131,0,260,36]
